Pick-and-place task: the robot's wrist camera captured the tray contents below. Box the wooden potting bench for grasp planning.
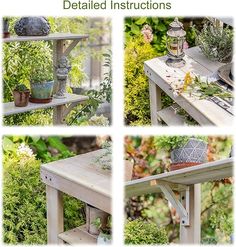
[125,158,233,244]
[145,46,234,126]
[40,149,112,244]
[3,34,89,125]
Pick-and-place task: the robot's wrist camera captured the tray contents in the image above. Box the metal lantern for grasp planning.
[166,17,186,68]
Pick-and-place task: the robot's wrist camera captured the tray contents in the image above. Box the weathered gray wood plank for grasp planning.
[4,93,88,116]
[41,149,112,213]
[125,158,233,198]
[58,225,97,244]
[3,33,89,42]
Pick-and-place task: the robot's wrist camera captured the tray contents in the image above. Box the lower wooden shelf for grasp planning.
[157,104,185,126]
[3,93,88,116]
[58,224,97,244]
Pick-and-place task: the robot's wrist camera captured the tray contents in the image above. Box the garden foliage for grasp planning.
[3,136,85,244]
[125,136,233,243]
[3,17,111,126]
[124,36,157,125]
[124,219,168,244]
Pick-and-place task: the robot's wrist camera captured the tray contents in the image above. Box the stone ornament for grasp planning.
[14,17,50,36]
[54,56,71,99]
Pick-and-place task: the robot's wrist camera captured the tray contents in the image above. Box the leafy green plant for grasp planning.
[3,136,85,244]
[67,51,112,126]
[124,36,157,125]
[154,136,208,151]
[124,219,168,244]
[187,76,232,100]
[14,84,29,92]
[194,22,233,63]
[92,216,112,239]
[125,17,173,55]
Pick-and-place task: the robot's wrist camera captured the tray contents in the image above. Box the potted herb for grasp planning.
[124,219,168,244]
[30,67,54,103]
[154,136,208,171]
[86,205,109,235]
[194,22,233,63]
[13,84,30,107]
[93,216,112,244]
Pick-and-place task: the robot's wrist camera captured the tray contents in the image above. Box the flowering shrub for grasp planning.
[124,36,157,125]
[3,138,85,244]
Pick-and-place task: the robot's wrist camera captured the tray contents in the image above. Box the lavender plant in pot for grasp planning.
[154,136,208,171]
[13,84,30,107]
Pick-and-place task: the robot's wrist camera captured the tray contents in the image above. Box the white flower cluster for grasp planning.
[88,115,109,126]
[17,143,35,158]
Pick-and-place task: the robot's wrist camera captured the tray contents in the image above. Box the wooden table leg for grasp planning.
[53,105,65,125]
[46,185,64,244]
[180,184,201,244]
[149,79,162,125]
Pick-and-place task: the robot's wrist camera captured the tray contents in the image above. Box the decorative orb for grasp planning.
[14,17,50,36]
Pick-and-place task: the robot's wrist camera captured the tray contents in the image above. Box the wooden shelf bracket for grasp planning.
[158,183,190,226]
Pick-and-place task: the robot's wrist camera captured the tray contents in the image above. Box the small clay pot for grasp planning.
[170,162,202,171]
[13,90,30,107]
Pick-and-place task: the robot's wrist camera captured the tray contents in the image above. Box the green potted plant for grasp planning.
[194,22,233,63]
[93,216,112,244]
[124,219,168,244]
[13,84,30,107]
[154,136,208,171]
[29,67,54,103]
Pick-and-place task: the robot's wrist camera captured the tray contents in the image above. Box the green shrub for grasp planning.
[124,36,158,125]
[124,219,168,244]
[154,135,208,151]
[3,140,85,244]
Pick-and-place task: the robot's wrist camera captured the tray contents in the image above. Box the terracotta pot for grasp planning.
[170,162,202,171]
[125,160,133,181]
[170,138,207,171]
[86,204,109,235]
[13,90,30,107]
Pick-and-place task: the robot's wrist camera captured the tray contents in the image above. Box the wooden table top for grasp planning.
[41,149,112,213]
[144,47,233,126]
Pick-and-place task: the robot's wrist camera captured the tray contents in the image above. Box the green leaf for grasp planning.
[135,17,147,25]
[156,22,167,32]
[47,137,68,153]
[131,23,140,35]
[3,137,15,152]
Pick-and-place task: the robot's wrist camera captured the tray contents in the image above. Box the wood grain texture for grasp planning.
[4,93,88,116]
[46,185,64,244]
[125,158,233,198]
[180,184,201,244]
[41,149,112,213]
[58,225,97,244]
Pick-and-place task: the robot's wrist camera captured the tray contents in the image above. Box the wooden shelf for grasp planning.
[125,158,233,198]
[3,93,88,116]
[157,104,185,126]
[3,33,89,42]
[58,224,97,244]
